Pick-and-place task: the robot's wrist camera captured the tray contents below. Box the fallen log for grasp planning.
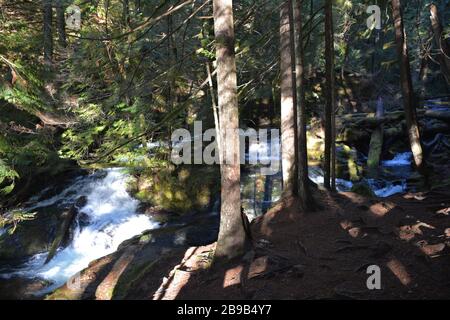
[35,110,77,127]
[44,198,82,264]
[338,119,450,144]
[338,109,450,125]
[424,110,450,122]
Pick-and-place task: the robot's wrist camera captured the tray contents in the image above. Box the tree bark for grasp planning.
[429,3,450,85]
[213,0,248,262]
[280,1,298,197]
[324,0,336,190]
[391,0,426,174]
[43,0,53,64]
[134,0,141,14]
[290,0,314,209]
[123,0,130,26]
[367,97,384,176]
[56,0,67,47]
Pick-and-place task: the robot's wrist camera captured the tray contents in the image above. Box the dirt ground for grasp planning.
[131,189,450,300]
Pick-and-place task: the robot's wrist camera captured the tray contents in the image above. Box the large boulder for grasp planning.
[0,205,62,262]
[0,277,51,300]
[46,212,219,300]
[0,197,84,262]
[129,165,220,214]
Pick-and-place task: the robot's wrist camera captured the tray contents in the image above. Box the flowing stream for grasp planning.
[241,135,414,219]
[1,168,158,293]
[0,145,415,295]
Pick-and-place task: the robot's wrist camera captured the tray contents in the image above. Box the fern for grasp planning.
[0,158,19,195]
[0,209,36,234]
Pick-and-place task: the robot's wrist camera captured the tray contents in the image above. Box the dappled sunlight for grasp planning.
[369,201,396,218]
[339,192,367,205]
[96,248,137,300]
[153,247,199,300]
[256,197,294,237]
[397,221,435,242]
[339,220,365,238]
[223,264,244,288]
[415,241,446,257]
[436,207,450,216]
[2,0,450,302]
[386,258,412,286]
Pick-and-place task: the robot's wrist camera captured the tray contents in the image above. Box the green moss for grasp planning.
[139,234,152,243]
[367,129,383,174]
[114,262,155,299]
[0,205,67,261]
[132,165,220,214]
[307,131,324,165]
[336,144,362,181]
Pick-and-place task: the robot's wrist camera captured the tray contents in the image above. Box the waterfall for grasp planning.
[1,168,157,292]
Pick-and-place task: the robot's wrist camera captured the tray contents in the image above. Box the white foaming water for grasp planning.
[308,166,408,198]
[373,182,406,197]
[2,168,157,292]
[244,135,411,198]
[382,152,412,166]
[308,167,354,192]
[246,137,281,163]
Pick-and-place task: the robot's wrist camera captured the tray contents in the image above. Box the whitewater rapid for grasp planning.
[0,149,414,294]
[309,152,412,197]
[1,168,157,292]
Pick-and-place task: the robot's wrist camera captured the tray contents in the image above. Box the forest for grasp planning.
[0,0,449,300]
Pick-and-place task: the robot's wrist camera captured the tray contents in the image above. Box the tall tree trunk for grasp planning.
[324,0,336,190]
[280,1,298,197]
[43,0,53,65]
[56,0,67,47]
[429,3,450,85]
[290,0,314,209]
[391,0,426,173]
[213,0,248,262]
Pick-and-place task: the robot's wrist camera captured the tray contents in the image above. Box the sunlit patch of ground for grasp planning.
[172,190,450,300]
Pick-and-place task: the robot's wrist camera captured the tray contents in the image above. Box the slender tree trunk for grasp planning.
[280,1,298,197]
[56,0,67,48]
[368,96,385,177]
[324,0,336,190]
[43,0,53,65]
[134,0,141,14]
[418,54,429,100]
[391,0,426,173]
[206,62,222,164]
[262,172,273,214]
[123,0,130,27]
[290,0,314,209]
[429,3,450,85]
[213,0,248,262]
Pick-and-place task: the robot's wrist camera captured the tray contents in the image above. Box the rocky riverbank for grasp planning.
[39,188,450,300]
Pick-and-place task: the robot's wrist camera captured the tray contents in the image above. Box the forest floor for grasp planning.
[132,189,450,300]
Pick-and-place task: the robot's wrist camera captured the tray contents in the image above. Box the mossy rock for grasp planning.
[0,206,63,261]
[131,165,220,214]
[0,277,51,299]
[336,144,362,181]
[307,131,324,165]
[47,225,206,300]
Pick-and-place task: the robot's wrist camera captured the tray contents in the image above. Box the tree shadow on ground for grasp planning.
[175,190,450,300]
